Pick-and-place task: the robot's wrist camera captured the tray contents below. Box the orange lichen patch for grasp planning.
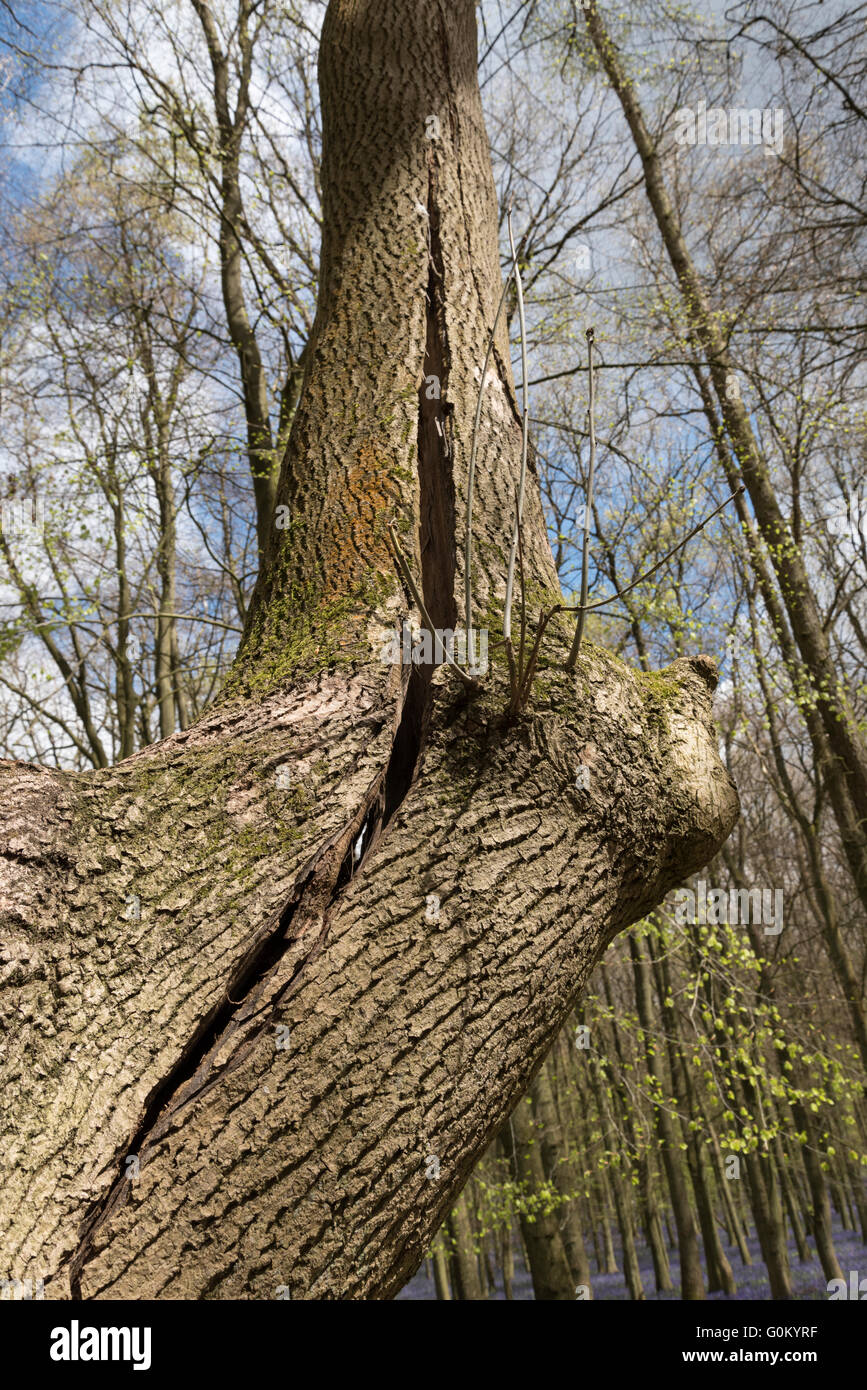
[319,440,415,591]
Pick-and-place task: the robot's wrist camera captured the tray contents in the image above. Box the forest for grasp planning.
[0,0,865,1314]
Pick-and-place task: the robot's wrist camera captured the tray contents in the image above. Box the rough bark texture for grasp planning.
[0,0,738,1300]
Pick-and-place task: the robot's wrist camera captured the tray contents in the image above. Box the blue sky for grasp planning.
[0,1,78,209]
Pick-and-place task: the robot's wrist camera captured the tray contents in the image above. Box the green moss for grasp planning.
[272,782,314,817]
[635,667,682,734]
[219,567,397,704]
[636,669,681,705]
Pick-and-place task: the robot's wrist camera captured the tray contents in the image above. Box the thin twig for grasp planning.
[464,251,517,649]
[503,207,530,643]
[516,484,528,695]
[566,326,597,671]
[519,606,557,708]
[386,523,480,690]
[574,486,746,617]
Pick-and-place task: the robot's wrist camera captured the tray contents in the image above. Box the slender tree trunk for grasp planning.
[791,1101,844,1284]
[748,1152,793,1300]
[708,1123,752,1267]
[500,1221,515,1300]
[611,1169,646,1301]
[573,1059,620,1276]
[641,1157,674,1292]
[629,934,705,1299]
[153,423,179,741]
[447,1191,484,1301]
[192,0,279,551]
[532,1058,593,1294]
[598,965,661,1291]
[597,1172,620,1275]
[685,914,792,1297]
[432,1243,452,1300]
[830,1174,855,1232]
[582,0,867,916]
[505,1096,575,1300]
[735,579,867,1070]
[584,1044,646,1299]
[586,1192,605,1273]
[652,946,736,1295]
[170,622,190,733]
[110,468,136,761]
[846,1119,867,1243]
[773,1136,810,1264]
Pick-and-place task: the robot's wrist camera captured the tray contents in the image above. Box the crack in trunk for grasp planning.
[418,164,457,639]
[67,169,460,1301]
[67,687,410,1296]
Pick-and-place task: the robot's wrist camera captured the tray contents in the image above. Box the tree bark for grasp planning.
[0,0,737,1301]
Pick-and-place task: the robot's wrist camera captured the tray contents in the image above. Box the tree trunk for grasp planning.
[792,1101,844,1285]
[152,420,179,742]
[629,934,705,1299]
[708,1123,753,1266]
[192,0,280,552]
[446,1191,484,1301]
[0,0,737,1301]
[531,1058,593,1294]
[610,1169,646,1301]
[111,463,137,762]
[744,1152,793,1300]
[652,945,736,1295]
[582,0,867,917]
[432,1242,452,1300]
[504,1096,575,1300]
[642,1160,674,1292]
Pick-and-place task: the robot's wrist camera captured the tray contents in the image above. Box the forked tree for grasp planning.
[0,0,738,1299]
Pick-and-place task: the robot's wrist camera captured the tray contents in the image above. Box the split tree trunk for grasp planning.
[0,0,737,1300]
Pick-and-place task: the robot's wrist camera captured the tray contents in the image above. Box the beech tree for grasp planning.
[0,0,738,1300]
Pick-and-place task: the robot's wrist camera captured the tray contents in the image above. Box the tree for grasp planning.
[0,144,246,766]
[579,0,867,918]
[0,0,737,1300]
